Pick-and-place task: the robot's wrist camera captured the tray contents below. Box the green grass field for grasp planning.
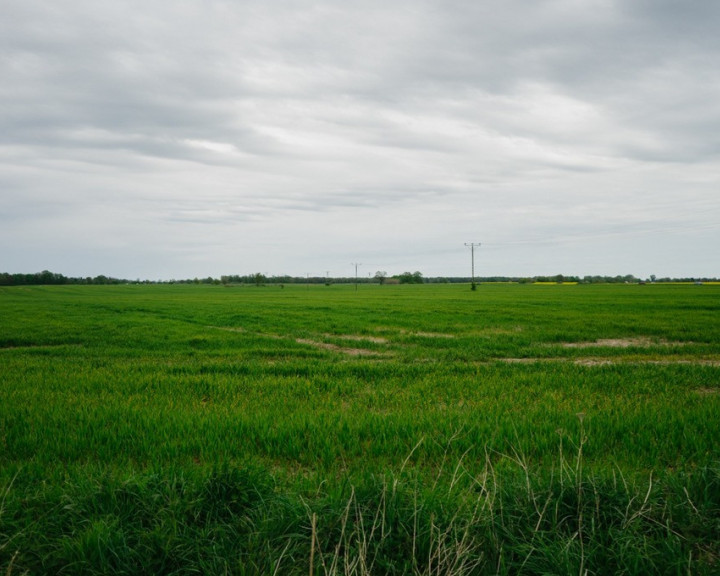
[1,283,719,574]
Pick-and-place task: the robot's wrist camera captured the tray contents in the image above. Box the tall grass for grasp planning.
[2,429,718,574]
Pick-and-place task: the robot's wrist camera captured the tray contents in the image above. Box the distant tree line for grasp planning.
[0,271,128,286]
[2,270,718,287]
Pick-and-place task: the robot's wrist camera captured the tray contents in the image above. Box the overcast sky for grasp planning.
[2,0,719,279]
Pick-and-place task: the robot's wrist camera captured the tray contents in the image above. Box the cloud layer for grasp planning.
[2,0,719,278]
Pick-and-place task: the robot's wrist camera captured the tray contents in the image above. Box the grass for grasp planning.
[1,282,719,574]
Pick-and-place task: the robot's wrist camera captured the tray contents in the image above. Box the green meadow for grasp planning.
[1,283,719,575]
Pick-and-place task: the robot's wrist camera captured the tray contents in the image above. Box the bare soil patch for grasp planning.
[476,326,524,335]
[296,338,387,357]
[573,358,615,366]
[561,337,681,348]
[411,332,455,339]
[641,359,720,367]
[329,334,389,344]
[208,326,245,333]
[562,337,647,348]
[498,357,614,366]
[498,356,719,367]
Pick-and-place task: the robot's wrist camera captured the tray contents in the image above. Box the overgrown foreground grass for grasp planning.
[1,283,719,574]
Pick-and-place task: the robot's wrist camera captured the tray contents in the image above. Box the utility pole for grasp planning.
[464,243,481,291]
[351,263,362,291]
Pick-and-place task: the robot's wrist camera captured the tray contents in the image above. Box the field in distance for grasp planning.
[1,283,719,574]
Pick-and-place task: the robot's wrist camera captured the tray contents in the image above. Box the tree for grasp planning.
[397,271,424,284]
[374,271,387,285]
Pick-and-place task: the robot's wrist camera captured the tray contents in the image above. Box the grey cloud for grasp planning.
[1,0,718,278]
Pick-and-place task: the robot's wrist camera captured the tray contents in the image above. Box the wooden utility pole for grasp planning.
[464,243,481,290]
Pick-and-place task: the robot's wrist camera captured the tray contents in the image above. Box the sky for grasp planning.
[2,0,719,280]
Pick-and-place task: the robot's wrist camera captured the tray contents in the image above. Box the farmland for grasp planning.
[1,283,719,574]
